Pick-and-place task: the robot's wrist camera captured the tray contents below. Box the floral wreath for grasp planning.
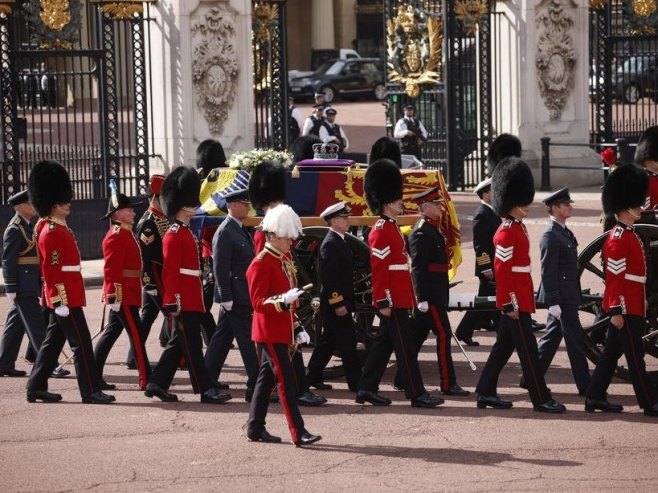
[227,149,294,171]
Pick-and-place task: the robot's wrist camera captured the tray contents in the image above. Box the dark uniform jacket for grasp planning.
[136,206,169,293]
[409,217,450,307]
[212,216,254,307]
[472,202,501,279]
[537,220,582,307]
[2,214,40,297]
[319,229,354,313]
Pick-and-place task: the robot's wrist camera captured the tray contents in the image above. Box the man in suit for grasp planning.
[306,202,362,392]
[524,188,591,395]
[455,178,500,346]
[204,184,259,401]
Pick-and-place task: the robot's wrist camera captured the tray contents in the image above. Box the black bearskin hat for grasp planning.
[364,158,403,215]
[248,160,286,211]
[491,157,535,215]
[634,126,658,165]
[289,135,321,164]
[160,166,201,219]
[369,136,402,168]
[487,134,522,172]
[602,164,648,215]
[196,139,227,177]
[28,160,73,217]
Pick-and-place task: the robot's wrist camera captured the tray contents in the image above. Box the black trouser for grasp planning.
[204,305,258,389]
[520,304,591,393]
[149,311,210,394]
[394,304,457,391]
[476,312,551,405]
[247,342,305,442]
[200,280,216,345]
[455,277,500,340]
[27,307,100,398]
[358,309,426,399]
[0,297,46,370]
[587,315,658,409]
[291,348,311,396]
[307,310,362,392]
[127,289,166,366]
[94,305,151,389]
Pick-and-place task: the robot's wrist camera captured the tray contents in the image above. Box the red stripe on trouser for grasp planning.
[625,325,652,406]
[392,311,417,396]
[267,343,300,443]
[429,305,450,389]
[68,312,95,394]
[177,317,200,393]
[515,318,545,402]
[122,305,148,390]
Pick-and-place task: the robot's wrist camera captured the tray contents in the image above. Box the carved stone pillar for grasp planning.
[311,0,335,49]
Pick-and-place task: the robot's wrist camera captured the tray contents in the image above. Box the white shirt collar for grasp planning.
[550,216,566,227]
[330,227,345,239]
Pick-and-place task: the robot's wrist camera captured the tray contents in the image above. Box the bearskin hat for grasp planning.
[487,134,522,172]
[28,160,73,217]
[491,157,535,215]
[160,166,201,219]
[634,126,658,165]
[248,160,286,211]
[364,158,403,215]
[369,136,402,168]
[602,164,648,215]
[289,135,322,164]
[196,139,227,177]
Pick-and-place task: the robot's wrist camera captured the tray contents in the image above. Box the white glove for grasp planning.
[145,289,158,296]
[295,330,311,345]
[548,305,562,320]
[7,293,16,303]
[221,301,233,312]
[282,288,304,305]
[54,306,70,317]
[417,301,429,313]
[109,302,121,312]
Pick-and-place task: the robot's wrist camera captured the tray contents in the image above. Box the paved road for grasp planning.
[1,190,658,492]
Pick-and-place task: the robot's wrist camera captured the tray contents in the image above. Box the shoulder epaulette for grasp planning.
[375,218,385,230]
[170,223,180,233]
[502,219,513,229]
[112,224,121,234]
[612,226,624,238]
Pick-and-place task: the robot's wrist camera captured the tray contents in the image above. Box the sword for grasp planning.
[452,330,477,371]
[642,328,658,341]
[56,304,107,371]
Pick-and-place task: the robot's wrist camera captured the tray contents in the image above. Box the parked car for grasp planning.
[612,55,657,104]
[289,58,387,103]
[288,49,361,84]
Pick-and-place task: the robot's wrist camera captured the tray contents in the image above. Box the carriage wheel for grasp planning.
[577,224,658,381]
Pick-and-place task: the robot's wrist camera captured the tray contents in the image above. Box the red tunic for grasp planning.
[602,222,646,317]
[493,216,536,313]
[253,227,266,255]
[102,222,143,307]
[162,221,204,312]
[644,170,658,211]
[247,244,298,344]
[368,216,416,309]
[36,217,86,308]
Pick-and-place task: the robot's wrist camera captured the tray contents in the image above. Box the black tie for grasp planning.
[565,227,578,247]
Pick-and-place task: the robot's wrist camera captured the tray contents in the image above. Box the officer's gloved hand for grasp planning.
[7,293,16,304]
[282,288,304,305]
[417,301,429,313]
[295,330,311,345]
[145,289,158,296]
[54,306,70,317]
[548,305,562,320]
[109,302,121,312]
[221,301,233,312]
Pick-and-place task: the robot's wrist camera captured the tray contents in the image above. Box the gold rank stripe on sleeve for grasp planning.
[50,283,69,306]
[264,295,286,312]
[476,252,491,266]
[140,232,155,245]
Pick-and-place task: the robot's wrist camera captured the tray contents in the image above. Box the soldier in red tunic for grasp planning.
[475,157,565,413]
[586,164,658,416]
[356,159,443,408]
[144,167,231,404]
[246,204,322,446]
[94,190,151,390]
[635,126,658,214]
[25,161,114,404]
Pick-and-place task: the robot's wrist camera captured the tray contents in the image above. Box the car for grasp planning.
[612,55,657,104]
[288,49,360,85]
[289,58,387,103]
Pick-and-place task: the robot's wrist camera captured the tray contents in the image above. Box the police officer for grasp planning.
[527,188,591,395]
[246,204,322,446]
[94,190,151,391]
[586,165,658,416]
[144,167,231,404]
[26,161,114,404]
[356,159,442,408]
[475,157,565,413]
[302,105,328,138]
[319,108,349,152]
[393,104,428,160]
[204,183,259,401]
[455,178,500,346]
[306,202,362,392]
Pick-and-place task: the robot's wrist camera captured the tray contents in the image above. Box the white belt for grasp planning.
[61,265,81,272]
[179,268,201,276]
[388,264,409,271]
[511,265,531,273]
[625,273,646,284]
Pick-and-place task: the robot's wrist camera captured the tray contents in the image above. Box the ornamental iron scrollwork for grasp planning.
[0,0,15,15]
[23,0,82,49]
[624,0,658,34]
[386,3,442,98]
[191,6,239,136]
[588,0,606,9]
[455,0,488,36]
[536,0,576,120]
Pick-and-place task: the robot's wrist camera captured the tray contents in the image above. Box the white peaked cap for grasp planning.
[261,204,304,239]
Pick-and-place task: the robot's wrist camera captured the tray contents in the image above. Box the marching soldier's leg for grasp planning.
[332,313,362,392]
[58,308,101,399]
[586,322,624,402]
[429,305,458,392]
[15,298,47,361]
[231,306,259,391]
[93,310,125,382]
[306,320,337,387]
[247,343,275,439]
[148,318,183,392]
[0,304,27,374]
[476,315,515,397]
[176,312,211,394]
[128,290,160,366]
[119,305,151,390]
[268,343,305,443]
[204,312,235,383]
[358,320,394,393]
[388,309,426,400]
[27,312,66,393]
[393,311,429,391]
[559,305,591,394]
[618,315,658,410]
[520,312,562,389]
